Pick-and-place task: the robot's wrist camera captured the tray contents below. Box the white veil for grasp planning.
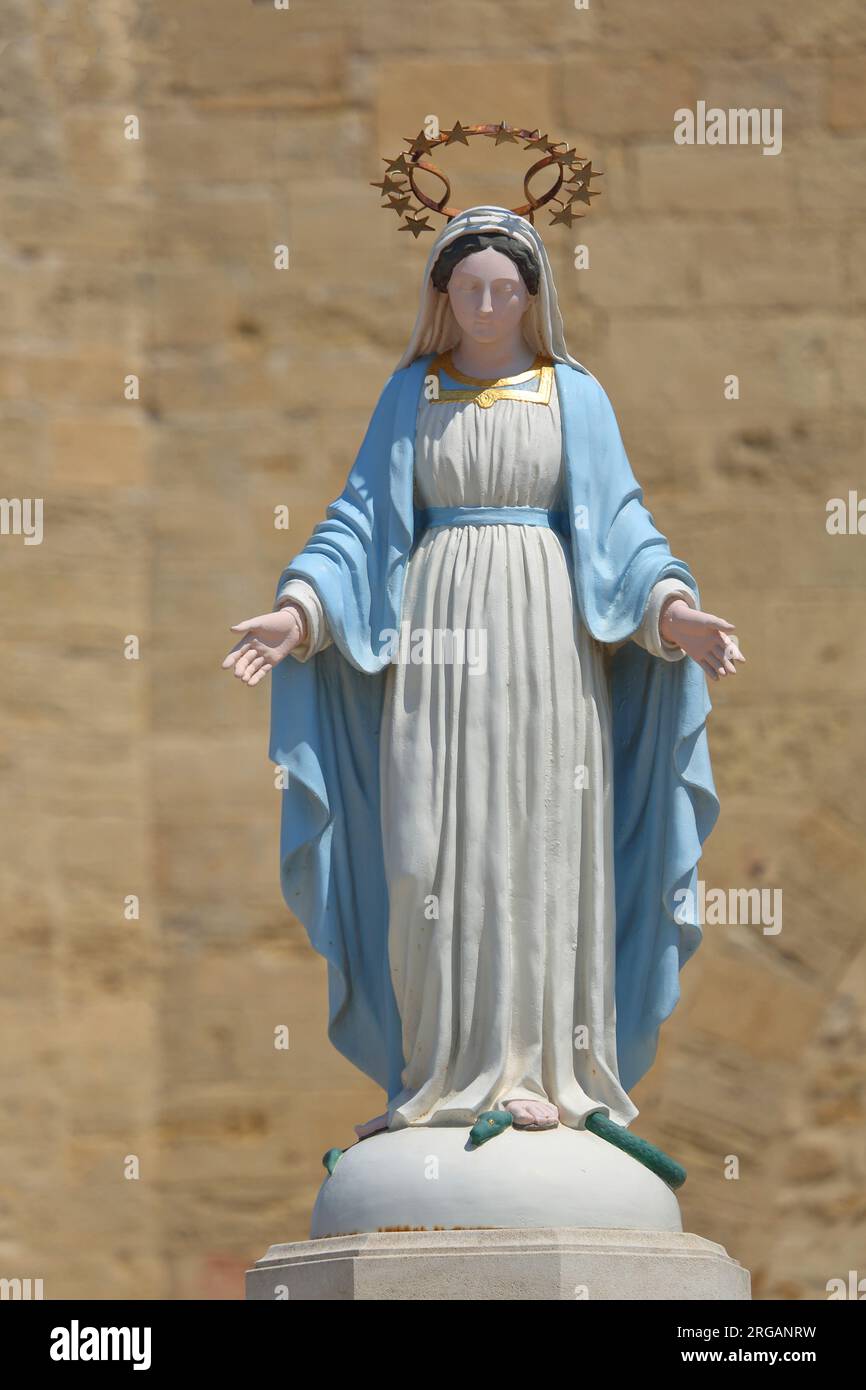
[393,204,590,375]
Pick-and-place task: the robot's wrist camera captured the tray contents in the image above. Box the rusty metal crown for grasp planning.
[371,120,603,238]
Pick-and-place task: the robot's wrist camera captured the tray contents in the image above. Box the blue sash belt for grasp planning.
[417,505,569,534]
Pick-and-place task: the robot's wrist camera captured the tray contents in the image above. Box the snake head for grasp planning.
[468,1109,514,1147]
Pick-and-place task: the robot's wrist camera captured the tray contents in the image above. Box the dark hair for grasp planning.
[431,231,540,296]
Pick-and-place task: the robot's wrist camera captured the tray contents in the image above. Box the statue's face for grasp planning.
[446,246,532,346]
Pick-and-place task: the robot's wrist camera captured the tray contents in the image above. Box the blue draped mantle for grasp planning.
[268,355,718,1108]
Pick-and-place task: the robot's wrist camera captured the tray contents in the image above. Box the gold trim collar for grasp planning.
[430,351,554,408]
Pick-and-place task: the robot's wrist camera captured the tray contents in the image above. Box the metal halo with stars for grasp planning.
[370,120,603,237]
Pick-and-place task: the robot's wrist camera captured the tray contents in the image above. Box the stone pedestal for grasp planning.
[246,1227,751,1300]
[246,1125,750,1299]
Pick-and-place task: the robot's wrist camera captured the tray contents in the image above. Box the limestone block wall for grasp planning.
[0,0,863,1299]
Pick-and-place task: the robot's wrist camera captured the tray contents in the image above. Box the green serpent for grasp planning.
[324,1111,686,1192]
[469,1109,687,1190]
[584,1111,686,1189]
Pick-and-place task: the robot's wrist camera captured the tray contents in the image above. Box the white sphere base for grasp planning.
[310,1124,682,1238]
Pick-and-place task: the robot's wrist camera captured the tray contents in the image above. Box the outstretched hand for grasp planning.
[661,599,745,682]
[221,606,306,688]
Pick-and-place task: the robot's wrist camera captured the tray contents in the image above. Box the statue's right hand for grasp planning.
[221,606,306,687]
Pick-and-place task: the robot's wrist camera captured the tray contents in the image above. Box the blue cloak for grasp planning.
[268,354,718,1107]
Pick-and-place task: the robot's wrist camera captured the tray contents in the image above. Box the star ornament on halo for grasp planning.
[549,201,586,228]
[404,130,438,157]
[551,145,584,169]
[568,159,603,189]
[386,193,414,217]
[492,120,520,145]
[444,121,471,146]
[384,152,412,176]
[371,173,407,199]
[399,212,435,238]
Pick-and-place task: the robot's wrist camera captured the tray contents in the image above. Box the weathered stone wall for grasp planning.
[1,0,864,1299]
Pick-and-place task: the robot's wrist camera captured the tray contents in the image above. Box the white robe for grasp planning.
[280,364,693,1130]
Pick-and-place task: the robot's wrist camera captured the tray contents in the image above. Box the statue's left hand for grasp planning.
[660,599,745,682]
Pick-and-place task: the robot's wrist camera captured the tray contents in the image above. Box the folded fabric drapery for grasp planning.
[269,354,718,1102]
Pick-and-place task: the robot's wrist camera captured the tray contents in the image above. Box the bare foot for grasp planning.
[354,1112,389,1140]
[503,1099,559,1131]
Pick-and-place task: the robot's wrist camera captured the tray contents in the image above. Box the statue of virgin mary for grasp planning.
[224,205,742,1150]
